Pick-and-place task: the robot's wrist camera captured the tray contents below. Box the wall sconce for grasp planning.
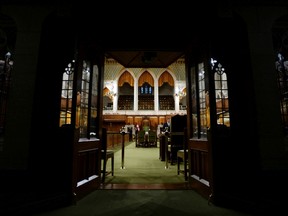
[104,81,116,100]
[105,91,116,100]
[175,91,186,100]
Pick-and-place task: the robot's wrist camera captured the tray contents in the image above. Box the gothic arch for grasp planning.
[158,70,174,87]
[118,70,134,87]
[138,70,154,87]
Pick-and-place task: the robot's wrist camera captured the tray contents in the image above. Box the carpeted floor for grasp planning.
[103,141,186,185]
[31,142,255,216]
[2,141,285,215]
[32,189,254,216]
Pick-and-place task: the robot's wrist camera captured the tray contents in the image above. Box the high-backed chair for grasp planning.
[142,118,150,132]
[148,130,157,147]
[168,115,187,164]
[177,127,188,181]
[137,130,146,147]
[101,128,114,183]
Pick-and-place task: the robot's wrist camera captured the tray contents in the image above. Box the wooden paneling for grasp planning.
[190,139,209,151]
[134,116,143,126]
[103,118,126,132]
[102,118,127,147]
[126,116,134,124]
[75,138,101,200]
[102,115,174,146]
[149,116,158,131]
[188,138,211,199]
[159,116,166,125]
[106,131,128,148]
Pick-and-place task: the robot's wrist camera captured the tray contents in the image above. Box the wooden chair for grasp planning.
[137,130,146,147]
[168,115,187,164]
[142,118,150,132]
[101,128,114,183]
[168,132,184,165]
[177,127,188,181]
[148,130,157,147]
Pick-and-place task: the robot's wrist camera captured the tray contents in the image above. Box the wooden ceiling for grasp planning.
[105,50,184,68]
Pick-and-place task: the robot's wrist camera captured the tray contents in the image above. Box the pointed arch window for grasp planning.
[211,59,230,127]
[191,58,230,138]
[138,71,154,95]
[158,71,175,110]
[138,71,154,110]
[59,60,98,138]
[60,60,75,126]
[117,71,134,110]
[139,82,153,95]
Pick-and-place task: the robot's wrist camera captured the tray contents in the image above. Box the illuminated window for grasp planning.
[191,62,209,138]
[59,60,98,139]
[59,60,75,127]
[211,59,230,127]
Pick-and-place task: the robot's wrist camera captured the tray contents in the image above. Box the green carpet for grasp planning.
[32,190,254,216]
[30,142,257,216]
[104,141,185,184]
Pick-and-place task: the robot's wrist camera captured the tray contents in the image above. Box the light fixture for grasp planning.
[105,91,116,100]
[104,81,116,100]
[175,85,186,100]
[175,91,186,100]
